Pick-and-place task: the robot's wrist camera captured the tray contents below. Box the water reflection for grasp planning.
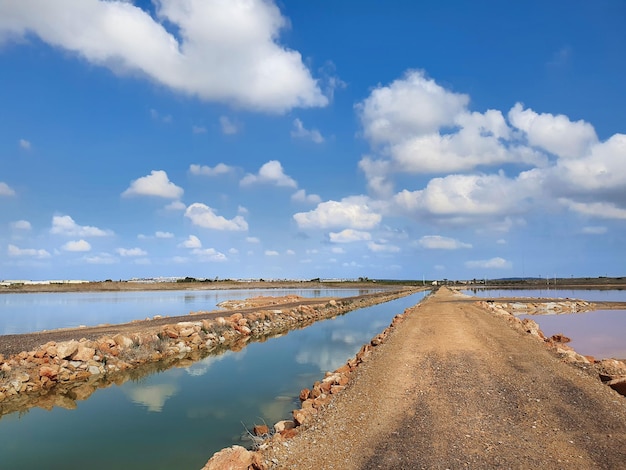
[0,292,423,470]
[0,287,383,335]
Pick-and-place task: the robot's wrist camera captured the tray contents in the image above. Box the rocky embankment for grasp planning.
[202,292,626,470]
[203,300,416,470]
[0,288,418,417]
[479,299,626,396]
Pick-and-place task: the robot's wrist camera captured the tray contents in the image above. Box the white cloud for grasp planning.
[417,235,472,250]
[357,69,468,143]
[246,237,260,243]
[7,244,51,259]
[10,220,31,231]
[294,196,381,230]
[150,108,172,123]
[559,199,626,220]
[179,235,202,249]
[291,118,324,143]
[393,172,536,223]
[122,170,183,199]
[116,247,147,257]
[219,116,239,135]
[240,160,297,188]
[265,250,279,256]
[291,189,321,204]
[191,247,227,262]
[185,203,248,231]
[62,240,92,252]
[508,103,597,159]
[465,257,512,269]
[50,215,112,237]
[189,163,234,177]
[367,241,400,253]
[496,239,507,245]
[0,0,327,113]
[192,125,207,134]
[165,200,186,211]
[286,249,295,255]
[0,182,16,196]
[328,229,372,243]
[330,247,345,254]
[155,231,174,239]
[228,248,239,254]
[19,138,31,150]
[581,226,607,235]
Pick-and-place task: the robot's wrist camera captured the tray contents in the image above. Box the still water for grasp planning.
[464,289,626,360]
[0,291,425,469]
[0,288,381,335]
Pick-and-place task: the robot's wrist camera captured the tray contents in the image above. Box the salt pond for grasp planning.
[464,289,626,360]
[0,291,425,469]
[0,288,381,335]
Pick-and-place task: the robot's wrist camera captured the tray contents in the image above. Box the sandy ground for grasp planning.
[259,287,626,469]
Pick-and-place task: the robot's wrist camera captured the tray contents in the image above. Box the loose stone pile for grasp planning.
[0,289,416,418]
[482,299,594,315]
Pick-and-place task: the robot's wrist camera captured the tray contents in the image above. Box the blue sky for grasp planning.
[1,0,625,281]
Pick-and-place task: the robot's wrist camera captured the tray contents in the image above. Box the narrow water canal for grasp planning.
[0,291,426,469]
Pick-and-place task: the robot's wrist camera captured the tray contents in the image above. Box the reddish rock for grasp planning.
[39,364,60,380]
[549,333,572,343]
[56,340,79,359]
[72,346,95,362]
[253,424,270,436]
[203,445,252,470]
[279,428,298,439]
[299,388,311,401]
[274,420,295,433]
[164,329,179,339]
[292,409,310,426]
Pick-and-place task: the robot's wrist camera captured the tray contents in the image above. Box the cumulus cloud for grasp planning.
[62,240,91,252]
[246,237,260,243]
[122,170,183,199]
[559,199,626,220]
[291,189,321,204]
[465,257,512,269]
[219,116,239,135]
[240,160,297,188]
[417,235,472,250]
[265,250,279,256]
[190,247,227,262]
[291,118,324,143]
[10,220,31,231]
[0,0,327,113]
[189,163,235,177]
[50,215,112,237]
[155,231,174,239]
[179,235,202,249]
[19,138,31,150]
[328,229,372,243]
[393,172,537,225]
[165,200,186,211]
[294,196,381,230]
[7,244,51,259]
[0,182,16,196]
[508,103,597,159]
[116,247,147,257]
[185,203,248,231]
[357,69,468,142]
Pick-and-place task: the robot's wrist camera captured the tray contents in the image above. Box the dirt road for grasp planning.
[261,287,626,469]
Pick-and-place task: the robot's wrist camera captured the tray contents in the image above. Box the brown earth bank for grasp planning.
[0,288,421,417]
[226,287,626,470]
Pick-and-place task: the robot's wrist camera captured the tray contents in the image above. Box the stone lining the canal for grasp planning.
[0,288,419,417]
